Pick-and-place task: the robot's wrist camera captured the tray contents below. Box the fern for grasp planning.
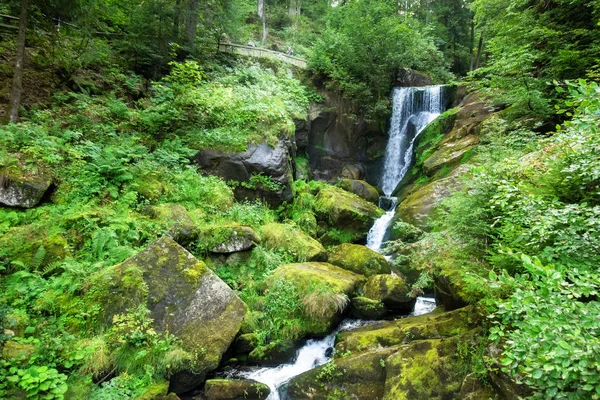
[30,246,46,270]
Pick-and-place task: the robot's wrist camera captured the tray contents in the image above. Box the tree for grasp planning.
[6,0,29,123]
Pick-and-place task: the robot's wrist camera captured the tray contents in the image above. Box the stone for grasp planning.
[336,306,475,354]
[1,341,35,361]
[287,347,398,400]
[234,333,259,354]
[193,139,295,207]
[0,159,53,208]
[200,225,260,254]
[459,373,498,400]
[394,68,433,87]
[136,380,170,400]
[434,273,468,311]
[204,379,270,400]
[144,204,197,245]
[351,297,388,320]
[328,243,390,276]
[248,340,296,365]
[270,263,366,334]
[422,134,479,176]
[363,274,415,312]
[260,223,327,262]
[87,237,247,394]
[338,179,380,204]
[315,186,384,242]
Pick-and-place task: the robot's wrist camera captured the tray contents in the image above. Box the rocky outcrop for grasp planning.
[363,274,415,313]
[87,237,247,394]
[338,179,380,204]
[315,186,384,242]
[0,161,53,208]
[328,244,390,276]
[193,139,295,207]
[260,223,327,261]
[204,379,270,400]
[199,224,260,254]
[394,68,433,87]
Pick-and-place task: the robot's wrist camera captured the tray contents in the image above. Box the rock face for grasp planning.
[350,297,388,320]
[270,262,366,334]
[315,186,384,242]
[193,139,295,207]
[328,244,390,276]
[260,223,327,261]
[204,379,270,400]
[394,68,433,87]
[338,179,380,204]
[363,274,415,312]
[88,237,247,394]
[0,162,53,208]
[200,225,260,254]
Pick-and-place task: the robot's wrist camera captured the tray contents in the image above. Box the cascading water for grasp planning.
[367,85,444,252]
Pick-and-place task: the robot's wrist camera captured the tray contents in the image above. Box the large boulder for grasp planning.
[315,186,384,242]
[204,379,270,400]
[193,139,295,207]
[287,347,398,400]
[338,179,380,204]
[260,223,327,261]
[350,297,388,320]
[87,237,247,394]
[363,274,415,312]
[199,225,260,254]
[0,160,53,208]
[394,68,433,87]
[270,263,366,334]
[328,244,390,276]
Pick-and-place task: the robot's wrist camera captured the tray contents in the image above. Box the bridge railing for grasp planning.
[218,42,307,68]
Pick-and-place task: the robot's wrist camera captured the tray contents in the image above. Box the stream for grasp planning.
[222,86,446,399]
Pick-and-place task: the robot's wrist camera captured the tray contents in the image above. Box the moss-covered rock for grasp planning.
[351,297,388,320]
[422,135,479,176]
[1,341,35,361]
[385,218,424,243]
[459,373,498,400]
[144,204,197,245]
[434,273,468,311]
[336,306,476,354]
[315,187,384,242]
[0,158,53,208]
[328,244,390,277]
[338,179,380,204]
[260,223,327,261]
[234,333,259,354]
[363,274,415,312]
[200,224,260,254]
[87,237,247,394]
[248,340,296,365]
[382,336,465,400]
[287,347,398,400]
[0,226,69,269]
[204,379,270,400]
[135,380,170,400]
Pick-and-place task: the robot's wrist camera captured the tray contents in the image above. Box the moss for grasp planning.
[198,224,260,253]
[0,226,69,269]
[328,243,390,276]
[271,263,365,295]
[350,297,388,320]
[248,340,296,364]
[145,204,197,245]
[1,341,36,361]
[338,179,380,204]
[135,380,169,400]
[260,223,326,261]
[64,373,94,400]
[363,274,414,312]
[204,379,270,400]
[414,107,459,169]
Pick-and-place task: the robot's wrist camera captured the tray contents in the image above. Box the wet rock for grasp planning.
[434,273,468,311]
[87,237,247,394]
[248,340,296,365]
[287,347,398,400]
[0,161,53,208]
[363,274,415,312]
[260,223,327,261]
[204,379,270,400]
[234,333,259,354]
[315,186,384,242]
[394,68,433,87]
[351,297,388,320]
[338,179,380,204]
[201,225,260,254]
[328,243,390,276]
[193,139,295,207]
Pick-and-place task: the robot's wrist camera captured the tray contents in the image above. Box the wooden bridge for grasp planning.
[218,42,307,69]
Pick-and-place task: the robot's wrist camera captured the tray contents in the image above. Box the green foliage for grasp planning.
[7,365,68,400]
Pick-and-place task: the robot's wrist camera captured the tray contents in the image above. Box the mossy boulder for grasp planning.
[382,336,465,400]
[1,341,35,362]
[205,379,270,400]
[338,179,380,204]
[315,187,384,242]
[328,244,390,277]
[363,274,415,312]
[0,159,53,208]
[200,224,260,254]
[422,134,479,176]
[0,226,69,269]
[287,347,398,400]
[270,263,366,334]
[234,333,259,354]
[435,273,468,311]
[248,340,296,365]
[336,306,475,354]
[136,380,170,400]
[144,204,197,245]
[385,218,423,243]
[87,237,247,394]
[260,223,327,261]
[351,297,388,320]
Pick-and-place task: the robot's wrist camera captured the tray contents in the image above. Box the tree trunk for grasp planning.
[185,0,198,48]
[7,0,29,124]
[258,0,267,45]
[474,33,483,69]
[468,22,475,72]
[173,0,181,41]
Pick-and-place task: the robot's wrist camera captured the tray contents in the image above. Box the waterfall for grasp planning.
[367,85,444,252]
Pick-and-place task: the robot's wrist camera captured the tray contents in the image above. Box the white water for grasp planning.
[239,297,437,400]
[367,86,444,253]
